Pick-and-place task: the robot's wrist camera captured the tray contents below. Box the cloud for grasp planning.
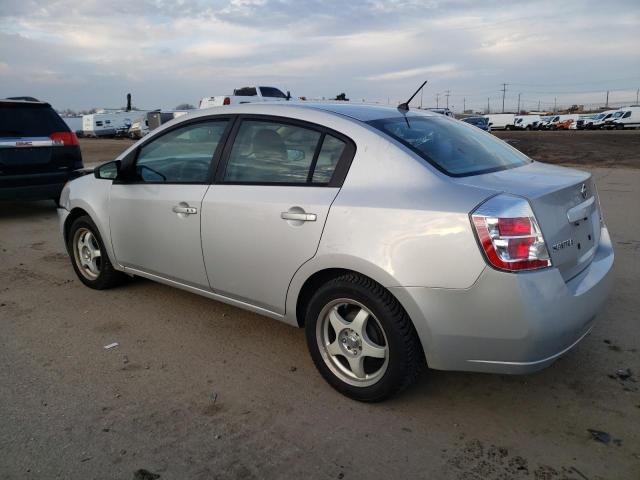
[365,64,461,81]
[0,0,638,112]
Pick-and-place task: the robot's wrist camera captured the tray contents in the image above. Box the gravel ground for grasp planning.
[0,135,639,479]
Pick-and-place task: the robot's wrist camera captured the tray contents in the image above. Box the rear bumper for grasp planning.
[392,226,615,374]
[0,170,87,201]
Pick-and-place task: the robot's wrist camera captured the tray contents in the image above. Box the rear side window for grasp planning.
[223,120,345,184]
[368,116,530,177]
[0,103,68,137]
[135,120,229,183]
[259,87,287,99]
[234,87,257,96]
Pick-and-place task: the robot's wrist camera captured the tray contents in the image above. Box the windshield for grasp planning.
[0,103,68,137]
[368,116,531,177]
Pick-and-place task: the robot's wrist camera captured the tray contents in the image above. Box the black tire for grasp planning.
[67,215,126,290]
[304,273,424,402]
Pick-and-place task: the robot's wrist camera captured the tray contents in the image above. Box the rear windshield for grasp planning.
[260,87,287,99]
[368,116,531,177]
[0,103,68,137]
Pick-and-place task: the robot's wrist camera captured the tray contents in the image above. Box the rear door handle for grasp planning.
[173,205,198,215]
[281,212,317,222]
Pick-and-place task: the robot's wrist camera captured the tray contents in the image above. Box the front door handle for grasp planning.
[173,205,198,215]
[281,212,317,222]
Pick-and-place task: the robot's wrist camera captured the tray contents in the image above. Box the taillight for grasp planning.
[471,194,551,272]
[50,131,79,146]
[223,97,231,105]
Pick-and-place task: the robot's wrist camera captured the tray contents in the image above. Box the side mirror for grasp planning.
[94,160,121,180]
[286,90,291,101]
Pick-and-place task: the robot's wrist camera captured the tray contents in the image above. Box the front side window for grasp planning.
[368,115,530,177]
[135,120,228,183]
[623,111,631,118]
[223,120,345,184]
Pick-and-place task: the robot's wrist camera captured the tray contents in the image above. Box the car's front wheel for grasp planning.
[305,273,423,402]
[67,215,126,289]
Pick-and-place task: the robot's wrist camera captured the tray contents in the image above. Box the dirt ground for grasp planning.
[1,136,639,479]
[494,130,640,169]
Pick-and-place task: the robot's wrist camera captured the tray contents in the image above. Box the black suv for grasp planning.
[0,97,83,201]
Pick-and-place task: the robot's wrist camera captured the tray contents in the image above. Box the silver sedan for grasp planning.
[58,103,614,401]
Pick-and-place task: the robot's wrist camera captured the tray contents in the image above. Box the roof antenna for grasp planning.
[398,80,427,112]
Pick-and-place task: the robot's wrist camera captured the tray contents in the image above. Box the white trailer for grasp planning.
[484,114,516,130]
[82,110,148,137]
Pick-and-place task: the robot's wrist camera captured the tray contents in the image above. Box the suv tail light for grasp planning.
[50,131,79,146]
[223,97,231,105]
[471,194,551,272]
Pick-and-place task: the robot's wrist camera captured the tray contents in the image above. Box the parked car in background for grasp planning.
[585,109,618,129]
[602,109,626,129]
[513,115,541,130]
[462,116,491,131]
[610,106,640,129]
[58,103,614,401]
[484,113,516,130]
[0,97,84,201]
[426,107,455,118]
[129,110,189,139]
[199,86,291,109]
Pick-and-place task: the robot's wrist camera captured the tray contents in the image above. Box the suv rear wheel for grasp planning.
[67,215,126,289]
[305,273,423,402]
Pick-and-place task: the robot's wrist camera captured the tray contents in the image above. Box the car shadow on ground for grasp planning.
[0,200,58,220]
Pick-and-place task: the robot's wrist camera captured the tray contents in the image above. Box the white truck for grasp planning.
[610,106,640,129]
[513,115,541,130]
[82,110,147,137]
[584,109,619,129]
[199,86,291,109]
[484,113,516,130]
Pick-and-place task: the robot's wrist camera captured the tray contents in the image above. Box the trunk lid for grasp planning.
[456,162,600,281]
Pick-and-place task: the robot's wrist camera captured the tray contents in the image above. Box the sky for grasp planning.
[1,0,639,113]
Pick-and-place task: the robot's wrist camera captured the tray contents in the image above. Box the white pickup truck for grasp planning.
[199,86,291,109]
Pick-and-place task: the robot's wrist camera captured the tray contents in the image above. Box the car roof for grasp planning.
[285,102,439,122]
[1,97,49,106]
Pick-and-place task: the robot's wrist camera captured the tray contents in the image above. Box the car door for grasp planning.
[201,116,355,314]
[109,118,231,289]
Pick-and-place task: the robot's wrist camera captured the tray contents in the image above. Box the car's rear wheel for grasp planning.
[305,273,423,402]
[68,215,126,289]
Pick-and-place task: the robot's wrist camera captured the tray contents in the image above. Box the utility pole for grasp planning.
[445,90,451,109]
[605,90,609,108]
[436,93,440,108]
[463,97,466,113]
[487,97,490,114]
[420,88,423,109]
[517,93,521,114]
[501,83,508,113]
[538,99,541,111]
[554,97,557,113]
[636,88,639,104]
